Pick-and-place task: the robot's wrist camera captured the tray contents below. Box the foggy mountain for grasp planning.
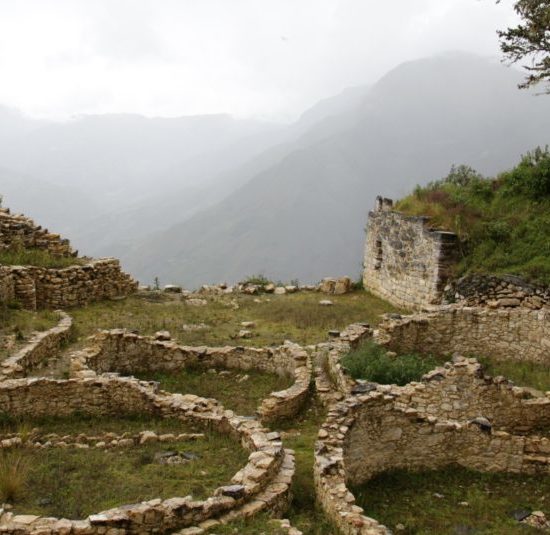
[122,53,550,287]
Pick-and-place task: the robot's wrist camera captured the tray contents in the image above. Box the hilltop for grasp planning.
[396,148,550,285]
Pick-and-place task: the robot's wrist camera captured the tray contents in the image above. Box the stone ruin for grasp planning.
[0,197,548,534]
[0,207,137,310]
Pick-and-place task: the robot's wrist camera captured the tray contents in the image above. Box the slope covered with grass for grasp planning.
[396,148,550,285]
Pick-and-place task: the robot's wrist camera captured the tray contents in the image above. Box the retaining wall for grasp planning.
[70,330,312,423]
[375,305,550,363]
[4,258,137,310]
[362,197,459,310]
[0,311,73,380]
[0,208,75,257]
[0,376,294,534]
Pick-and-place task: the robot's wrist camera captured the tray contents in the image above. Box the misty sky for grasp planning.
[0,0,519,122]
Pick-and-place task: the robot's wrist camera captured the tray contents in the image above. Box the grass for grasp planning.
[341,341,446,386]
[0,414,248,519]
[0,451,30,503]
[0,413,205,436]
[395,151,550,285]
[0,305,60,360]
[0,248,84,269]
[353,465,550,534]
[478,356,550,392]
[135,368,293,416]
[205,514,289,534]
[66,290,400,350]
[279,400,335,534]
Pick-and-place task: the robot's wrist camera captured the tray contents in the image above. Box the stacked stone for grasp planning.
[71,331,313,423]
[0,311,72,380]
[5,258,138,310]
[314,380,550,535]
[0,265,14,302]
[374,305,550,364]
[362,197,459,310]
[0,208,75,257]
[0,376,295,534]
[444,273,550,309]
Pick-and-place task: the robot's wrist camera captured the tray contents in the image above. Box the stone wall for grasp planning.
[362,197,459,310]
[0,375,294,534]
[375,305,550,364]
[315,387,550,535]
[0,311,73,380]
[444,273,550,309]
[70,330,312,423]
[0,208,75,257]
[4,258,137,310]
[0,266,14,302]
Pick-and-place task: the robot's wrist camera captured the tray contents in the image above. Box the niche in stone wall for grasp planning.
[374,239,383,270]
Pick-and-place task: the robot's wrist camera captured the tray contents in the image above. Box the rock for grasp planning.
[328,330,341,338]
[163,285,182,293]
[274,287,287,295]
[285,285,298,293]
[497,298,521,307]
[181,451,200,461]
[154,330,171,341]
[512,509,532,521]
[395,524,406,531]
[237,330,252,339]
[319,278,336,294]
[237,374,249,383]
[241,321,256,328]
[334,276,352,295]
[264,283,275,293]
[219,484,246,499]
[470,417,492,433]
[319,300,333,306]
[186,298,208,307]
[139,431,158,445]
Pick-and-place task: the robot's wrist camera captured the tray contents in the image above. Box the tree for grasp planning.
[497,0,550,92]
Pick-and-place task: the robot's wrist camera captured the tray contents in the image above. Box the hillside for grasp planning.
[123,53,550,287]
[396,149,550,285]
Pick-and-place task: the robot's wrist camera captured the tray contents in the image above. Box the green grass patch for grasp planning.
[135,368,293,416]
[0,413,248,519]
[0,249,84,269]
[8,434,246,519]
[478,356,550,392]
[278,400,336,534]
[205,513,288,534]
[68,291,401,349]
[341,341,445,385]
[353,465,550,534]
[395,150,550,285]
[0,413,200,436]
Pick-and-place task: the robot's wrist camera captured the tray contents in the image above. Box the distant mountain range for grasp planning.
[1,52,549,287]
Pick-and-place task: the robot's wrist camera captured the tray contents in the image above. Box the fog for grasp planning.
[0,0,518,121]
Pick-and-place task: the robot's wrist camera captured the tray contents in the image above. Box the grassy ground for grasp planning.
[354,465,550,534]
[0,414,248,519]
[204,399,336,535]
[68,290,400,349]
[0,305,59,360]
[395,151,550,285]
[0,249,84,268]
[136,368,293,416]
[478,356,550,392]
[0,413,204,436]
[341,341,447,386]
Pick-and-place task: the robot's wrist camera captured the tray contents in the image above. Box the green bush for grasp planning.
[0,248,82,269]
[395,149,550,285]
[341,341,442,386]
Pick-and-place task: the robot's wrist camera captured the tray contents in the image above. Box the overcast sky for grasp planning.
[0,0,519,122]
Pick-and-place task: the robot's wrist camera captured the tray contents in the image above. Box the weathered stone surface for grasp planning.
[363,196,459,310]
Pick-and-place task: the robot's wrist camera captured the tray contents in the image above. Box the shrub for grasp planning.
[0,451,30,503]
[240,274,272,286]
[501,146,550,199]
[341,341,441,386]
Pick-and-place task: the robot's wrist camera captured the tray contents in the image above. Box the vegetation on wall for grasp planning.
[395,148,550,285]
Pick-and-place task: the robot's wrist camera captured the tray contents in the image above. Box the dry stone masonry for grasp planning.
[0,208,76,258]
[70,330,312,424]
[314,359,550,535]
[0,311,72,380]
[0,376,295,534]
[0,206,137,310]
[363,196,459,310]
